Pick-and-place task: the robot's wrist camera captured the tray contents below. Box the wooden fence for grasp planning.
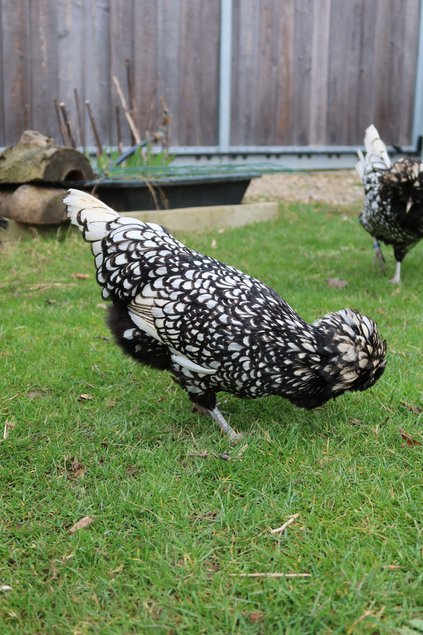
[0,0,420,149]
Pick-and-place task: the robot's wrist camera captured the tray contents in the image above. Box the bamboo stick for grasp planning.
[85,100,103,156]
[112,75,141,144]
[59,102,76,148]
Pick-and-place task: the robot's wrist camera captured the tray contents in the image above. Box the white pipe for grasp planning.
[412,0,423,153]
[219,0,233,151]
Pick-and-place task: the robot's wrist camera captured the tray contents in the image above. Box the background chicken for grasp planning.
[64,189,387,441]
[356,124,423,284]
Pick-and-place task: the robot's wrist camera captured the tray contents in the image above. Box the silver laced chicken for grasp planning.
[64,189,387,441]
[356,124,423,284]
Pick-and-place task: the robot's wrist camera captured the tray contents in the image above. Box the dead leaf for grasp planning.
[3,420,15,440]
[327,277,348,288]
[211,239,217,249]
[0,585,12,592]
[68,516,94,534]
[245,611,265,623]
[96,303,107,310]
[399,428,421,447]
[206,559,220,573]
[401,402,422,416]
[78,393,94,402]
[125,465,139,477]
[188,450,208,458]
[69,459,85,478]
[193,511,218,522]
[26,390,47,400]
[71,273,90,280]
[106,399,116,408]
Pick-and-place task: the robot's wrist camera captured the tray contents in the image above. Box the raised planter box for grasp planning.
[69,168,261,212]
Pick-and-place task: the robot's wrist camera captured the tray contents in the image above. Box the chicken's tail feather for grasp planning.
[63,189,121,242]
[355,124,391,179]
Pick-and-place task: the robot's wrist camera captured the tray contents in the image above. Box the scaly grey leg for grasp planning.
[373,240,386,272]
[390,261,401,285]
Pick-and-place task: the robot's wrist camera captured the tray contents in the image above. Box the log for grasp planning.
[0,185,67,225]
[0,130,94,184]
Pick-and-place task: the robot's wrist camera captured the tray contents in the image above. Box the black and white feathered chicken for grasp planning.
[64,189,387,441]
[356,124,423,284]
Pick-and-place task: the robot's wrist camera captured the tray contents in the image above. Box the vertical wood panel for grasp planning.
[56,0,87,145]
[133,1,159,140]
[0,0,30,144]
[309,0,331,144]
[372,0,419,145]
[292,0,313,144]
[325,0,365,144]
[83,0,111,147]
[176,0,219,145]
[28,0,59,138]
[110,0,136,145]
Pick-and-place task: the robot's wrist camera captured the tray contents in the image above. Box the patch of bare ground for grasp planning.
[244,169,363,210]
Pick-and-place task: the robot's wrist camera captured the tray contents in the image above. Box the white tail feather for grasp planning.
[364,124,391,168]
[356,124,391,179]
[63,189,121,242]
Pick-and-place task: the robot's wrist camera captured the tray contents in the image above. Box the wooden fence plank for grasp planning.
[309,0,331,144]
[83,0,112,148]
[110,0,136,145]
[28,0,59,140]
[133,1,160,140]
[0,0,31,145]
[176,0,220,145]
[56,0,87,147]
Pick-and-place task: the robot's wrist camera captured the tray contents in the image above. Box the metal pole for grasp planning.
[412,0,423,153]
[219,0,233,151]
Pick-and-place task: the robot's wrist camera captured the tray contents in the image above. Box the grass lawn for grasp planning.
[0,201,422,634]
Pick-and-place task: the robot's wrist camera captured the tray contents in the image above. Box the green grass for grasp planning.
[0,202,422,634]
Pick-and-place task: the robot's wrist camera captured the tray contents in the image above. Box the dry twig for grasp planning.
[112,75,141,144]
[59,102,76,148]
[270,513,300,535]
[230,572,310,578]
[85,100,103,156]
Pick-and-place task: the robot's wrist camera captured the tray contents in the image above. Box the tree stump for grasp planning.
[0,130,94,184]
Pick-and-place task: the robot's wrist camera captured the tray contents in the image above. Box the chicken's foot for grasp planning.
[193,404,242,442]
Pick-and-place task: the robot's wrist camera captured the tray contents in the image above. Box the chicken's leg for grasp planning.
[193,404,242,442]
[209,407,242,443]
[373,240,386,271]
[390,261,401,285]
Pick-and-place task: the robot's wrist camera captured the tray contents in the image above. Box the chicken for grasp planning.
[64,189,387,441]
[356,124,423,284]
